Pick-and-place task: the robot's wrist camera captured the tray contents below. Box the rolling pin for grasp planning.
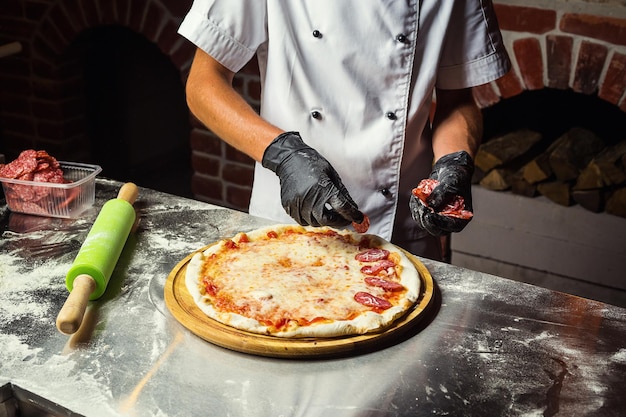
[56,182,139,335]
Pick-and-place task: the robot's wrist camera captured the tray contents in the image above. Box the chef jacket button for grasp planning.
[396,33,408,43]
[380,188,391,197]
[386,111,397,120]
[312,30,322,38]
[311,110,322,119]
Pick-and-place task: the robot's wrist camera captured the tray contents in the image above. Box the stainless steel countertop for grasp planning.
[1,179,625,417]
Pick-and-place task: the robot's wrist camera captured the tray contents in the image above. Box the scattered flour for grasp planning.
[610,348,626,364]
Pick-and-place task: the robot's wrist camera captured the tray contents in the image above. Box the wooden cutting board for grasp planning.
[164,246,435,359]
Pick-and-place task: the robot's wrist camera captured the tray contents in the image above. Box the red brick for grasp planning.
[0,73,30,95]
[49,6,77,43]
[189,114,205,129]
[0,15,37,41]
[169,40,195,71]
[0,93,29,114]
[599,53,626,105]
[96,0,118,25]
[573,41,608,95]
[494,4,556,34]
[23,1,47,21]
[472,83,501,109]
[38,20,68,55]
[495,70,524,99]
[157,20,180,56]
[62,117,87,138]
[143,2,166,42]
[513,37,543,90]
[546,35,573,90]
[191,152,220,176]
[81,0,100,28]
[0,50,29,76]
[115,0,130,25]
[31,99,64,120]
[128,0,146,34]
[226,185,252,212]
[190,128,222,155]
[222,162,254,186]
[191,174,223,201]
[1,113,36,135]
[35,120,67,141]
[62,0,88,31]
[30,78,64,100]
[561,14,626,47]
[225,144,254,165]
[164,1,193,20]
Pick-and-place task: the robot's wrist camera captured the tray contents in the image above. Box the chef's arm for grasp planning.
[409,87,480,235]
[185,48,363,227]
[431,87,483,161]
[186,48,282,162]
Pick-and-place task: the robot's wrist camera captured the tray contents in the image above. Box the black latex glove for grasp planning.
[262,132,364,227]
[410,150,474,236]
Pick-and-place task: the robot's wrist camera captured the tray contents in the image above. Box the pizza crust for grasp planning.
[185,225,420,338]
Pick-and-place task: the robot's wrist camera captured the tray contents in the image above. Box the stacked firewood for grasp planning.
[473,127,626,218]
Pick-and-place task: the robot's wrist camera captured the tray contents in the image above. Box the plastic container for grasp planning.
[0,162,102,218]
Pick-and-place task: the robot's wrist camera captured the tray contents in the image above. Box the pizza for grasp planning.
[185,224,421,338]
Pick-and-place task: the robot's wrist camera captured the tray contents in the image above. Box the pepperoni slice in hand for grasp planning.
[354,292,392,310]
[412,178,473,220]
[352,213,370,233]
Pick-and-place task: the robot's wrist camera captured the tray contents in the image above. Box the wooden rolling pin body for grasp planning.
[56,183,138,335]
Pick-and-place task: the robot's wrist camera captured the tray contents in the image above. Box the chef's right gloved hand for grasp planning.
[262,132,364,228]
[410,150,474,236]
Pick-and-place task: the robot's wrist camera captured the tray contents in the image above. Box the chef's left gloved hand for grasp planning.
[410,150,474,236]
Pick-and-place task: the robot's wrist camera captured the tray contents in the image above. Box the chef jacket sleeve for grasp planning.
[178,0,267,73]
[436,0,510,90]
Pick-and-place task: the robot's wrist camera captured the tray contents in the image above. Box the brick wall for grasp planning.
[1,1,625,212]
[474,3,626,110]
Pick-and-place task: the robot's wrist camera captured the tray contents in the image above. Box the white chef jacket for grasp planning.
[179,0,510,244]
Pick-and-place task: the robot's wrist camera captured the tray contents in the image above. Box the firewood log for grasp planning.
[548,127,605,182]
[572,189,603,212]
[479,168,511,191]
[606,188,626,218]
[574,141,626,190]
[537,181,572,206]
[475,129,542,173]
[522,134,570,184]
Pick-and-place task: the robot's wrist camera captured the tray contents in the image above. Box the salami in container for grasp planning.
[0,162,102,218]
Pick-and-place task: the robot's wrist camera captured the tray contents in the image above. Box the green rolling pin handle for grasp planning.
[56,183,139,335]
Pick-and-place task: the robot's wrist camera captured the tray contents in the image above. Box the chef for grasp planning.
[178,1,511,260]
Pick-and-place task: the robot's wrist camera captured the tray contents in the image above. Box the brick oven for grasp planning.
[449,0,626,307]
[1,1,625,303]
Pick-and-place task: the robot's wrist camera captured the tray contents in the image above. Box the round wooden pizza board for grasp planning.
[164,246,435,359]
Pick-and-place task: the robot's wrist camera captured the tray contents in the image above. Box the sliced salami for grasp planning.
[354,292,392,310]
[364,276,404,291]
[355,248,389,262]
[360,259,396,276]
